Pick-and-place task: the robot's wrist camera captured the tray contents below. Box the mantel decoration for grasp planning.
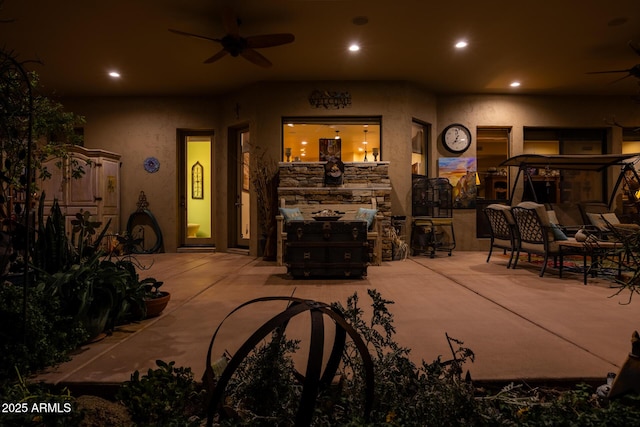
[363,128,368,162]
[324,159,344,186]
[319,137,341,162]
[308,89,352,109]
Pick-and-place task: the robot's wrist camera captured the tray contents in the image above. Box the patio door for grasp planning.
[228,126,250,249]
[178,130,215,247]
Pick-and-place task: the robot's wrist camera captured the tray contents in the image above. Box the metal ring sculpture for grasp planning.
[204,296,375,427]
[125,209,164,254]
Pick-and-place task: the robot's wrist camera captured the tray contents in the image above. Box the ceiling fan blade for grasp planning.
[204,49,229,64]
[608,74,633,84]
[586,69,632,74]
[240,48,272,68]
[169,28,220,43]
[221,6,239,36]
[246,33,295,49]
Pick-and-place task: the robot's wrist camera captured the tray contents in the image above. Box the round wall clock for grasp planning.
[442,124,472,154]
[144,157,160,173]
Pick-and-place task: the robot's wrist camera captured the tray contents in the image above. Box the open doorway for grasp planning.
[228,126,251,250]
[411,119,429,175]
[178,130,215,248]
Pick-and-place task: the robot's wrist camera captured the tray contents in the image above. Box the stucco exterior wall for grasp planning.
[436,94,638,250]
[62,96,222,252]
[216,81,437,255]
[59,86,638,254]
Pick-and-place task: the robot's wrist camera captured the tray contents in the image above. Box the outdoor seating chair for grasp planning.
[578,201,610,226]
[483,204,518,268]
[511,202,582,277]
[600,215,640,275]
[578,201,638,240]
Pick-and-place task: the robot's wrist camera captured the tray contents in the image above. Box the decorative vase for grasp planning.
[144,292,171,318]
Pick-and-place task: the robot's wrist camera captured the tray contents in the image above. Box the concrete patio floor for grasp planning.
[36,251,638,392]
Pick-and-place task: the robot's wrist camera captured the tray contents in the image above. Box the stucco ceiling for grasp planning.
[1,0,640,98]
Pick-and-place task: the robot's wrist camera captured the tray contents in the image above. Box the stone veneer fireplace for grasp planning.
[278,161,392,261]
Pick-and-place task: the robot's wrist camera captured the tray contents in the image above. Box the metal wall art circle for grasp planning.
[144,157,160,173]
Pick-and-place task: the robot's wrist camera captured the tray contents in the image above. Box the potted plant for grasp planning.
[107,232,169,319]
[33,205,134,341]
[141,279,169,318]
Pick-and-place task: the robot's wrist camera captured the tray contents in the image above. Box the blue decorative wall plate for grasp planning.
[144,157,160,173]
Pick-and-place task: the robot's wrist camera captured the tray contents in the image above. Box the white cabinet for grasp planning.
[39,146,121,235]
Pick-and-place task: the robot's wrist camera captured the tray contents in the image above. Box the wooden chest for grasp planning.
[284,220,369,278]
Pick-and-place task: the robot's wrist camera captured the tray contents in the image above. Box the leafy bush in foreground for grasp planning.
[0,282,87,381]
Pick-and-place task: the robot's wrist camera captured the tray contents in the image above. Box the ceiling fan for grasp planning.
[169,7,294,68]
[587,41,640,83]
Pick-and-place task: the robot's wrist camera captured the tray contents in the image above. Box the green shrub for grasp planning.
[221,332,302,425]
[0,369,81,427]
[324,289,483,426]
[116,360,205,426]
[0,282,87,381]
[501,384,640,427]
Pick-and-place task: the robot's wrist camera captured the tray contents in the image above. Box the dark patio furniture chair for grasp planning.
[577,201,636,240]
[578,201,610,225]
[511,202,581,277]
[600,215,640,275]
[483,204,518,268]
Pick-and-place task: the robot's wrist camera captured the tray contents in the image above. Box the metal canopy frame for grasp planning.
[498,153,640,208]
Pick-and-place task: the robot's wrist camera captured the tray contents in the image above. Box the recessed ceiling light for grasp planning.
[301,140,308,145]
[348,43,360,52]
[510,81,521,87]
[455,40,468,49]
[108,71,121,78]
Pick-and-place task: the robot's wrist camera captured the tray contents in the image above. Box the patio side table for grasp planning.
[559,240,622,285]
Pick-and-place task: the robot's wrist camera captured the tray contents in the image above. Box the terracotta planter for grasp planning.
[144,292,171,318]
